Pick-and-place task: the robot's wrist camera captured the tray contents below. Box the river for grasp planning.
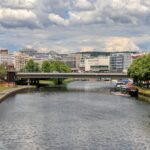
[0,81,150,150]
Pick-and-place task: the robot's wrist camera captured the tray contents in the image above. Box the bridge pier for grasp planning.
[27,79,31,85]
[55,78,63,85]
[31,79,34,85]
[37,79,39,85]
[34,79,39,85]
[27,79,39,85]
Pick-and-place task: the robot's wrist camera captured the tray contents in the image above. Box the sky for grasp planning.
[0,0,150,53]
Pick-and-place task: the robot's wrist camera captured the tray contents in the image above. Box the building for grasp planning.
[20,48,37,56]
[60,54,77,72]
[110,51,138,73]
[32,54,49,65]
[131,52,148,61]
[110,54,124,72]
[0,49,14,69]
[76,51,111,57]
[85,56,110,72]
[72,54,81,72]
[0,49,8,55]
[14,52,32,71]
[75,51,112,72]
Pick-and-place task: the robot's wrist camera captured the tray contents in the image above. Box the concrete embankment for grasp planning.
[131,86,150,102]
[138,92,150,102]
[0,86,35,103]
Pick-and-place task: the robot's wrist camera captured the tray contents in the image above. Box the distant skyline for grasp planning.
[0,0,150,53]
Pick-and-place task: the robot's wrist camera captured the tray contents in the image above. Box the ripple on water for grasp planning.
[0,81,150,150]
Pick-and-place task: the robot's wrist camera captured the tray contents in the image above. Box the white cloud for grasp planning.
[81,46,94,52]
[105,37,140,52]
[0,0,37,9]
[0,8,36,20]
[74,0,94,10]
[69,10,99,24]
[47,0,150,26]
[0,0,150,53]
[48,13,69,26]
[1,0,150,28]
[48,10,100,26]
[0,8,39,28]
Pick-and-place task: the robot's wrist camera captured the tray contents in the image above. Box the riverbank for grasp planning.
[137,87,150,102]
[0,79,74,103]
[0,86,35,103]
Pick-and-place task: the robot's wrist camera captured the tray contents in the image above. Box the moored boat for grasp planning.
[128,87,138,97]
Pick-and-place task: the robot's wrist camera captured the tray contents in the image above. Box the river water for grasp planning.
[0,81,150,150]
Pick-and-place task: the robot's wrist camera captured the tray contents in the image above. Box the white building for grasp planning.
[85,56,110,72]
[14,52,32,71]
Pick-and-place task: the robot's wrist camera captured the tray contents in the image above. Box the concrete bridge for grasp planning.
[16,72,128,79]
[7,72,127,85]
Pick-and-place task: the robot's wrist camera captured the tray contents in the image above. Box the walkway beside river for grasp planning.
[0,86,35,103]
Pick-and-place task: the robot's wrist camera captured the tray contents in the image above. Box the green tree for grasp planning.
[128,53,150,87]
[49,62,56,72]
[50,60,71,73]
[41,60,71,73]
[0,64,7,81]
[142,54,150,82]
[41,60,51,72]
[25,59,39,72]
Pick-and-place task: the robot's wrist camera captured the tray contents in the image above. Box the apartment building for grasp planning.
[14,52,32,71]
[0,49,14,67]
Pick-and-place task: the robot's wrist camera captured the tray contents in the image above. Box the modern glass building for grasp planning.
[110,51,137,73]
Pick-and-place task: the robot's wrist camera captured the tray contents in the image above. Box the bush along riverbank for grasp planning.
[0,86,35,103]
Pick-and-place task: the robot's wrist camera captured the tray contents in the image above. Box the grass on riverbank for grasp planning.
[0,86,14,92]
[39,80,55,86]
[137,87,150,95]
[0,85,33,93]
[63,78,74,85]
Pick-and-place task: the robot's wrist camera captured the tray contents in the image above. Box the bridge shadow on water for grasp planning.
[34,81,114,95]
[13,81,115,96]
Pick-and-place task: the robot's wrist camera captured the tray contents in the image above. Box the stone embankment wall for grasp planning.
[0,86,34,103]
[138,92,150,102]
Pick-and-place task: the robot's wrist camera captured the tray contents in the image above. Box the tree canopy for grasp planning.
[25,59,39,72]
[0,64,7,81]
[128,53,150,87]
[41,60,71,73]
[41,60,51,72]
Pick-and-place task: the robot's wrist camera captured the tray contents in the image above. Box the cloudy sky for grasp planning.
[0,0,150,53]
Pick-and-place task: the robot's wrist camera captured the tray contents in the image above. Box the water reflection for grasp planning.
[0,81,150,150]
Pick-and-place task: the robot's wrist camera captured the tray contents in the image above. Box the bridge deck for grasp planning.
[16,72,128,79]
